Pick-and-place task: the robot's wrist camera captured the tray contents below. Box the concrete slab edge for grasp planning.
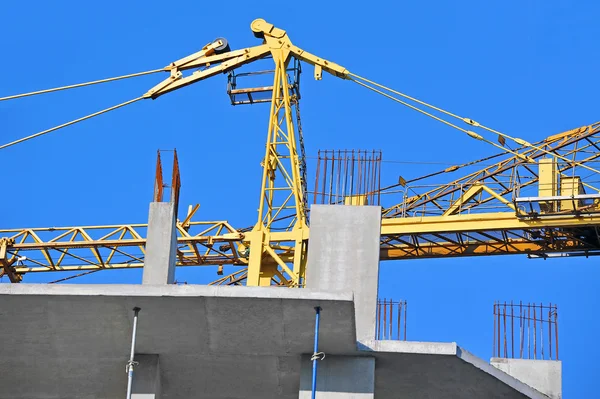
[358,339,458,355]
[0,284,354,303]
[357,340,550,398]
[457,347,550,399]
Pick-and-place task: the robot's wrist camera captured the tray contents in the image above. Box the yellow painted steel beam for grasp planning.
[381,239,588,260]
[381,212,600,235]
[1,220,249,275]
[382,122,600,219]
[7,209,600,276]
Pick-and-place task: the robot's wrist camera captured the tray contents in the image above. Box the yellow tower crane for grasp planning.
[2,19,600,285]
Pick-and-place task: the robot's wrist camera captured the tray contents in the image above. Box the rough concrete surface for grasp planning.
[0,284,551,399]
[306,205,381,341]
[142,202,177,285]
[0,284,355,399]
[132,354,161,399]
[299,355,375,398]
[362,340,549,399]
[492,358,562,399]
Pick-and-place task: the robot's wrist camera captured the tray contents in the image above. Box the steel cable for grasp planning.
[348,73,600,176]
[0,96,143,150]
[0,69,163,101]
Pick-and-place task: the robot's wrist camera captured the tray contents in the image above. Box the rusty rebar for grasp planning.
[154,151,164,202]
[533,304,537,359]
[493,302,497,357]
[172,149,181,216]
[389,298,393,339]
[378,299,382,339]
[314,150,321,204]
[404,301,407,341]
[498,302,501,357]
[321,152,328,204]
[314,149,382,205]
[336,150,342,204]
[503,301,508,357]
[520,301,524,358]
[397,301,401,341]
[555,305,559,360]
[511,300,514,358]
[493,301,559,360]
[549,302,552,359]
[383,298,387,339]
[540,303,544,360]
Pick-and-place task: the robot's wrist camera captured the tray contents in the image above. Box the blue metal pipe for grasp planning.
[311,306,322,399]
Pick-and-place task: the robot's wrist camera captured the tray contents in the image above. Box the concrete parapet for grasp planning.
[299,355,375,398]
[142,202,177,285]
[306,205,382,342]
[491,358,562,399]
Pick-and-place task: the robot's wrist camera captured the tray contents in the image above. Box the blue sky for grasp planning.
[1,1,599,396]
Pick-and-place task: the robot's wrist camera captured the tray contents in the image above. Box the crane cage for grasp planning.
[226,57,301,105]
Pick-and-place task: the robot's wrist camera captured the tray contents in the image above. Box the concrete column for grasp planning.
[142,202,177,285]
[306,205,381,342]
[491,358,562,399]
[299,355,375,398]
[132,354,161,399]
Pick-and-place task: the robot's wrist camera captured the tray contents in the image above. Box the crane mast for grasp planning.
[2,20,600,285]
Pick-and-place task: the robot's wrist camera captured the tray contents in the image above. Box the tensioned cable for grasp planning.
[48,269,102,284]
[350,78,532,161]
[0,96,143,150]
[374,152,507,195]
[348,73,600,175]
[0,69,163,102]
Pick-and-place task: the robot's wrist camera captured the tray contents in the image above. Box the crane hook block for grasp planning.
[214,38,231,54]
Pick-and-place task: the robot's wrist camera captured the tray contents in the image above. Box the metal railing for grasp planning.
[493,301,559,360]
[376,298,407,340]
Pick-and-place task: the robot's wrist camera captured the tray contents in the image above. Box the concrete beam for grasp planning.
[142,202,177,285]
[299,355,375,398]
[132,354,161,399]
[306,205,382,342]
[491,358,562,399]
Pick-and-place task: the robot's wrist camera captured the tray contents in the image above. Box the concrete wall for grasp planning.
[491,358,562,399]
[132,354,161,399]
[299,355,375,398]
[306,205,382,342]
[142,202,177,285]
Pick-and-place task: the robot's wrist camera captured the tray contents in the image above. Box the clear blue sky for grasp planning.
[1,1,599,397]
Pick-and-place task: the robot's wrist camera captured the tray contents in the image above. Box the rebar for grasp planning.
[376,299,407,340]
[492,301,558,360]
[314,150,382,205]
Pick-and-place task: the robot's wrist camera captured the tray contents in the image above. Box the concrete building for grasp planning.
[0,205,561,398]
